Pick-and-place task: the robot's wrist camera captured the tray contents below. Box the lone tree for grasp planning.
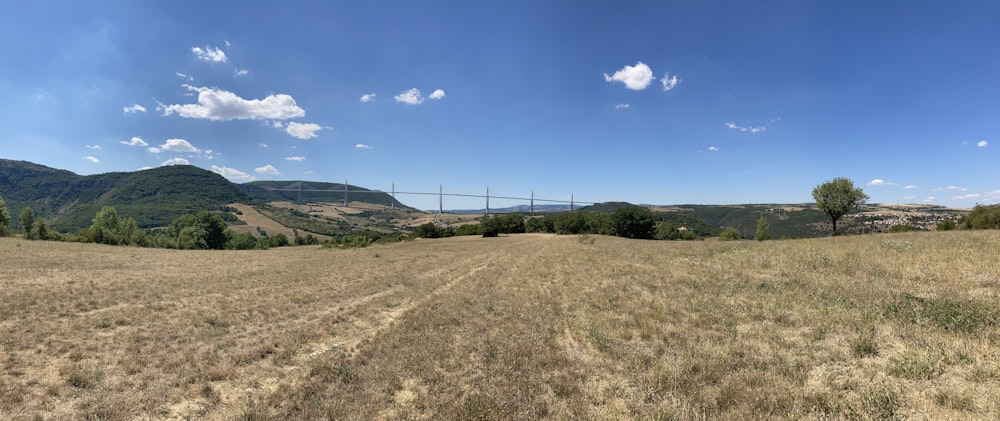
[20,207,35,240]
[755,215,772,241]
[812,177,869,236]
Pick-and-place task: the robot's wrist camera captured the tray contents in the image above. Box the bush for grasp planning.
[454,224,482,236]
[962,204,1000,230]
[890,225,915,233]
[936,220,957,231]
[719,227,741,241]
[413,222,446,239]
[755,215,772,241]
[524,216,555,233]
[611,205,654,239]
[554,212,587,235]
[228,232,265,250]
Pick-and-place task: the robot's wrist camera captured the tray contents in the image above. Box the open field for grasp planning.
[2,232,1000,419]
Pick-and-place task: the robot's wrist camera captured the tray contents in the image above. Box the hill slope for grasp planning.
[243,180,411,209]
[0,159,252,231]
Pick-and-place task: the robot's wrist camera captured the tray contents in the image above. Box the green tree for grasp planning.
[755,215,772,241]
[962,204,1000,230]
[169,211,231,249]
[812,177,869,236]
[719,227,741,241]
[936,219,957,231]
[554,212,587,235]
[0,194,10,236]
[611,205,654,239]
[36,219,49,240]
[20,207,35,239]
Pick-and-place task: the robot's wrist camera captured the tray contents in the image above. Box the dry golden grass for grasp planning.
[1,231,999,420]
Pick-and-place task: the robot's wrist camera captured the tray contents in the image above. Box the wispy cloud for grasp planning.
[211,165,254,181]
[123,104,147,114]
[234,69,249,77]
[86,144,102,150]
[163,85,305,121]
[120,136,148,147]
[259,142,269,149]
[615,103,630,110]
[175,72,194,81]
[360,93,376,103]
[868,179,886,186]
[725,122,766,133]
[923,196,936,203]
[603,61,654,90]
[254,164,280,175]
[355,144,373,149]
[284,156,306,161]
[952,193,981,200]
[934,186,969,192]
[661,72,679,91]
[903,185,918,190]
[708,146,719,152]
[978,140,989,148]
[285,122,323,139]
[394,88,425,105]
[191,45,227,63]
[429,89,446,100]
[83,156,100,164]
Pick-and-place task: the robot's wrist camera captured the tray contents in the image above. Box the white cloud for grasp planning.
[934,186,969,192]
[978,140,989,148]
[904,195,916,201]
[120,136,148,147]
[225,40,231,47]
[953,193,981,200]
[285,122,323,139]
[147,147,160,153]
[234,69,249,77]
[160,157,190,166]
[86,144,102,150]
[191,45,228,63]
[123,104,147,114]
[254,164,280,175]
[360,93,376,102]
[355,144,373,149]
[211,165,255,181]
[868,179,886,186]
[159,138,200,153]
[163,85,305,121]
[83,156,100,164]
[615,103,630,110]
[708,146,719,152]
[903,185,918,190]
[726,122,766,133]
[138,166,153,171]
[923,196,936,203]
[603,62,654,90]
[259,142,269,148]
[284,156,306,161]
[661,73,680,91]
[394,88,425,105]
[175,72,194,81]
[429,89,446,100]
[272,121,284,128]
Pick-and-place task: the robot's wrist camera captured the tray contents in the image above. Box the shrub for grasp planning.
[524,215,555,233]
[936,219,957,231]
[962,204,1000,230]
[719,227,741,241]
[611,205,654,239]
[890,225,915,233]
[554,212,587,235]
[755,215,772,241]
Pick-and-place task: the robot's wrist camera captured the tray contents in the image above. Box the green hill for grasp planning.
[0,159,252,232]
[243,180,412,209]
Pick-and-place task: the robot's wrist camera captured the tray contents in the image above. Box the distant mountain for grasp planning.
[243,180,411,210]
[0,159,252,231]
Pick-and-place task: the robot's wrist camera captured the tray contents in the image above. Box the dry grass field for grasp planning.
[2,231,999,420]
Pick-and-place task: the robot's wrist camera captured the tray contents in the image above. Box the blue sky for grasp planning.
[1,1,997,210]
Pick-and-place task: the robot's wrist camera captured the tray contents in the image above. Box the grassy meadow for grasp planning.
[1,231,999,420]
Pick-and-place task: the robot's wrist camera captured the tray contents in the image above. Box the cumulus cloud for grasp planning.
[615,103,631,110]
[285,122,323,139]
[211,165,254,181]
[86,145,102,150]
[978,140,989,148]
[120,136,148,147]
[708,146,719,152]
[355,144,372,149]
[429,89,446,100]
[661,73,680,91]
[191,45,227,63]
[725,122,766,133]
[284,156,306,161]
[255,164,280,175]
[868,179,886,186]
[83,156,100,164]
[394,88,425,105]
[123,104,147,114]
[160,157,190,166]
[159,138,200,153]
[162,85,305,121]
[234,69,249,77]
[360,93,376,103]
[604,62,654,90]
